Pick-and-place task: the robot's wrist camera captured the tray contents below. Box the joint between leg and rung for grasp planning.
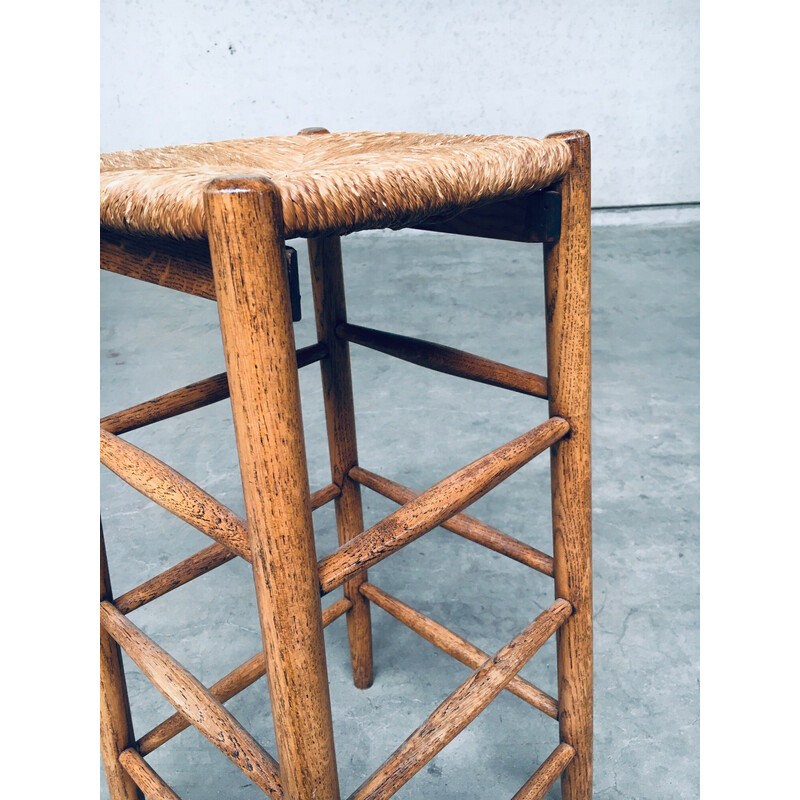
[347,598,572,800]
[100,600,283,798]
[317,417,568,595]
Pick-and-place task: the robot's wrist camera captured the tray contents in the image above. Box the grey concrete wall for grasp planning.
[101,0,698,208]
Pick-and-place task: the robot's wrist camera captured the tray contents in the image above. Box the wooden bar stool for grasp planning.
[100,128,592,800]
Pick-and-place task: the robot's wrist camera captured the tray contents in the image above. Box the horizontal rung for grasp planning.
[360,582,557,719]
[347,598,572,800]
[137,596,351,755]
[114,542,235,614]
[100,600,282,798]
[338,322,548,399]
[351,466,554,577]
[101,342,327,435]
[112,482,339,615]
[100,428,251,560]
[511,742,576,800]
[317,417,569,595]
[118,748,182,800]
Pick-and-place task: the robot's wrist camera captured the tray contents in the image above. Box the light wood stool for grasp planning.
[100,128,592,800]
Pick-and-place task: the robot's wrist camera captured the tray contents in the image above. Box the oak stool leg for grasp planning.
[205,177,340,800]
[543,130,593,800]
[100,523,144,800]
[309,235,374,689]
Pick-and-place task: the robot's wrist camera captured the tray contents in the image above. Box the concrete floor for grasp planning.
[100,223,699,799]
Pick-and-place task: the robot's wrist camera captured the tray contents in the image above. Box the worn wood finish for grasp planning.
[412,190,561,242]
[112,482,339,615]
[100,428,250,560]
[205,176,340,800]
[101,343,326,435]
[360,582,558,719]
[118,749,182,800]
[350,466,554,576]
[100,525,144,800]
[511,742,576,800]
[101,230,216,299]
[137,597,352,756]
[544,130,593,800]
[338,322,548,399]
[318,417,569,594]
[348,599,572,800]
[101,600,283,797]
[309,235,374,689]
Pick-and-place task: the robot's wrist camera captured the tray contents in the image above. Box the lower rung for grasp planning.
[348,598,572,800]
[511,742,576,800]
[119,748,182,800]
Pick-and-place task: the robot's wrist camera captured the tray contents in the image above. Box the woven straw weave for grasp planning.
[100,131,572,240]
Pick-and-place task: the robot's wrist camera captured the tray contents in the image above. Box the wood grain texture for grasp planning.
[412,190,561,242]
[101,601,283,797]
[112,482,339,615]
[100,525,144,800]
[348,599,572,800]
[360,582,558,719]
[137,596,352,756]
[339,322,548,399]
[101,342,326,435]
[100,428,250,560]
[118,749,182,800]
[101,230,216,299]
[318,417,569,594]
[350,466,554,576]
[205,176,340,800]
[544,130,593,800]
[309,235,374,689]
[511,742,576,800]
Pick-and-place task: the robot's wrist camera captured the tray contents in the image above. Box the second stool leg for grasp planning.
[206,177,340,800]
[309,235,374,689]
[544,131,593,800]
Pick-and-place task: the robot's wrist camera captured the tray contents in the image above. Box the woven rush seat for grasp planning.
[100,131,573,240]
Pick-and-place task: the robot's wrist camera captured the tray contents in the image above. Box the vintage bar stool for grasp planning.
[100,128,592,800]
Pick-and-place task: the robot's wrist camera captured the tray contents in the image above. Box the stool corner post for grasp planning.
[542,130,593,800]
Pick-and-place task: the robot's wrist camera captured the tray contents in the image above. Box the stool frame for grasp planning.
[100,129,592,800]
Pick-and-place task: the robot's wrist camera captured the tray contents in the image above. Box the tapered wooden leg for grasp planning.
[308,235,373,689]
[100,523,144,800]
[205,177,340,800]
[543,130,593,800]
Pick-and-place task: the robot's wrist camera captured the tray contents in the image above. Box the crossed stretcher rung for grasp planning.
[101,341,572,798]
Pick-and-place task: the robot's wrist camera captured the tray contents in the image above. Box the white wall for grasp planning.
[101,0,698,208]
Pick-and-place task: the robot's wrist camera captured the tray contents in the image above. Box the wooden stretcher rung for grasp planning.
[510,742,576,800]
[360,582,557,719]
[347,598,572,800]
[317,417,569,595]
[350,466,554,577]
[137,596,352,755]
[100,600,283,798]
[337,322,548,399]
[112,482,340,615]
[100,428,251,560]
[118,748,182,800]
[101,342,327,435]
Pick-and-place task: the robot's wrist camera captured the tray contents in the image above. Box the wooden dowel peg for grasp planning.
[118,749,182,800]
[511,742,576,800]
